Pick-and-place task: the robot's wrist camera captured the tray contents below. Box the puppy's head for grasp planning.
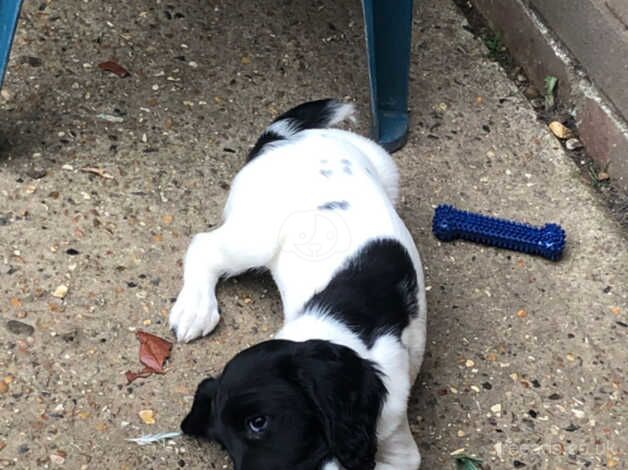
[181,339,386,470]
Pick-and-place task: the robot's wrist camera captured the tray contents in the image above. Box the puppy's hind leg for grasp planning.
[169,219,278,343]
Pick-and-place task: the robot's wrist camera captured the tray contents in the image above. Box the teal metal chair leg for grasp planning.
[362,0,413,152]
[0,0,23,88]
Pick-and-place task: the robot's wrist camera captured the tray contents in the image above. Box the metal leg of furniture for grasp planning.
[362,0,413,152]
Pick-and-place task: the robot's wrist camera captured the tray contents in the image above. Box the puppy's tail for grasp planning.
[246,99,356,162]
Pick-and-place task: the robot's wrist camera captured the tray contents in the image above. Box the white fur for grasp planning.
[170,127,426,469]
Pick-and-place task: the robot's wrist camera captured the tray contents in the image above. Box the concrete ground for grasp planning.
[0,0,626,469]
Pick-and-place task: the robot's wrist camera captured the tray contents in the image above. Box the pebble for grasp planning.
[571,408,585,419]
[50,453,65,465]
[52,285,69,299]
[548,121,573,139]
[139,409,156,424]
[96,114,125,123]
[27,167,48,179]
[530,98,544,108]
[0,381,8,393]
[490,403,502,415]
[465,359,475,368]
[524,85,539,98]
[6,319,35,336]
[565,138,583,150]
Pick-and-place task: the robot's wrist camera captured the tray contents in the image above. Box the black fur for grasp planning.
[304,238,419,348]
[246,130,286,163]
[181,339,386,470]
[247,99,344,162]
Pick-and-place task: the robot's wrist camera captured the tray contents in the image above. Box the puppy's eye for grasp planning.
[247,415,269,433]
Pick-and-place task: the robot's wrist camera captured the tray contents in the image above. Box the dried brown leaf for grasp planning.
[98,60,130,78]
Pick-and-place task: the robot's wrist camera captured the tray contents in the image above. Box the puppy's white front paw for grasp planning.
[169,286,220,343]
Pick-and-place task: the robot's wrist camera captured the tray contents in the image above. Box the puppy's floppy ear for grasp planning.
[290,340,387,470]
[181,377,218,437]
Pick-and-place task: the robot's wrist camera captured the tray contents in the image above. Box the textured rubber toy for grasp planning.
[432,205,565,261]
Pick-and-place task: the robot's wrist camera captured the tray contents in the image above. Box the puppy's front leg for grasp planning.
[169,221,276,342]
[376,418,421,470]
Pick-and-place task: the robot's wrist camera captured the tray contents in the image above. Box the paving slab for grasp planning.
[0,0,626,469]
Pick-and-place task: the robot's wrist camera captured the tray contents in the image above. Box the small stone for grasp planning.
[50,453,65,465]
[161,214,174,225]
[0,381,8,393]
[565,138,583,150]
[548,121,573,139]
[465,359,475,368]
[490,403,502,415]
[566,352,575,361]
[139,409,155,424]
[96,114,125,123]
[597,172,610,181]
[530,98,544,108]
[6,319,35,336]
[457,430,466,437]
[516,309,527,318]
[516,74,527,84]
[524,86,539,98]
[27,167,47,179]
[571,408,585,419]
[52,285,68,299]
[188,61,198,68]
[20,56,43,67]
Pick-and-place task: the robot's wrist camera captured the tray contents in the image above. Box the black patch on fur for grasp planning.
[181,339,386,470]
[247,99,342,163]
[318,200,349,211]
[246,130,285,162]
[304,239,419,348]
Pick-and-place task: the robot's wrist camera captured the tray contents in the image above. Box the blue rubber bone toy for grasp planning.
[432,205,566,261]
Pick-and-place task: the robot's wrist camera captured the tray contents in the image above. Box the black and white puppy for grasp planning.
[170,100,427,470]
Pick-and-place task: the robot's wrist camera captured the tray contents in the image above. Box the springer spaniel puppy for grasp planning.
[170,99,427,470]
